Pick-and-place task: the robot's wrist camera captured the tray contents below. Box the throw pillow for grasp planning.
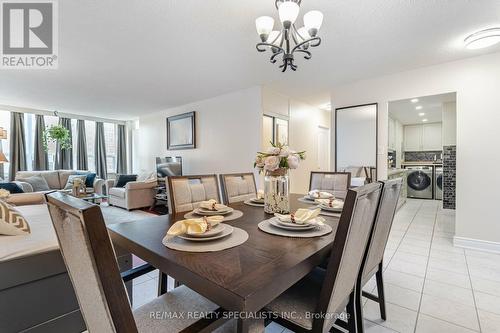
[17,175,50,192]
[0,182,24,194]
[137,171,157,183]
[0,200,30,235]
[76,172,97,187]
[115,174,137,188]
[64,174,88,190]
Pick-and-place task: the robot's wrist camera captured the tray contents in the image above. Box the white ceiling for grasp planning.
[389,92,456,125]
[0,0,499,120]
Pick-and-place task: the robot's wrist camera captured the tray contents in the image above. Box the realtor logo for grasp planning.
[1,0,58,69]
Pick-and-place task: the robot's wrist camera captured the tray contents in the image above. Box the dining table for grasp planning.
[107,193,341,333]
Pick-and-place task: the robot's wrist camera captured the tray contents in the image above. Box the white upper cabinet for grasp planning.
[404,123,442,151]
[422,123,442,150]
[404,125,423,151]
[388,117,396,150]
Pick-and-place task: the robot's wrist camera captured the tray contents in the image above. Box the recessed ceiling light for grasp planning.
[465,28,500,50]
[422,119,428,122]
[411,98,419,103]
[416,106,423,110]
[418,113,425,117]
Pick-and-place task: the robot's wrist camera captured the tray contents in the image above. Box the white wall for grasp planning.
[134,87,262,176]
[330,52,500,246]
[442,101,457,146]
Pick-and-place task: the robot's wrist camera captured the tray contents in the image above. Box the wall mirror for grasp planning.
[335,103,377,180]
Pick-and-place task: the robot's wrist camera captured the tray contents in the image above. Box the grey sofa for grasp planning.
[7,170,104,206]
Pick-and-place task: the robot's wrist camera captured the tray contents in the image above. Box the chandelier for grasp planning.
[255,0,323,72]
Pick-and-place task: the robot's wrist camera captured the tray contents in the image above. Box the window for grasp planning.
[44,115,59,170]
[85,121,96,172]
[0,111,11,180]
[104,123,117,173]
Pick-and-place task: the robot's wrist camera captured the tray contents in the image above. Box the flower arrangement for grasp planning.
[254,142,306,175]
[43,125,71,151]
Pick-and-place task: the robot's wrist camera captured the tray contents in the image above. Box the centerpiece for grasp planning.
[255,142,305,214]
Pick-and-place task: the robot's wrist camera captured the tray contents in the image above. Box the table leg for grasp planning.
[237,318,265,333]
[157,272,169,295]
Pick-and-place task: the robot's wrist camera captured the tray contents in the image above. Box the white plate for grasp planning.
[178,224,234,242]
[186,224,225,238]
[308,193,334,200]
[318,204,343,212]
[302,196,316,201]
[194,207,234,216]
[250,198,264,204]
[269,219,316,231]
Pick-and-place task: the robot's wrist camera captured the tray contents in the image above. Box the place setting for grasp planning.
[313,197,344,218]
[183,199,243,221]
[298,189,335,204]
[244,190,265,207]
[162,215,249,252]
[258,208,333,238]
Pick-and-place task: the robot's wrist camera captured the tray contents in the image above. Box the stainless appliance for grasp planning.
[435,166,443,200]
[405,165,433,199]
[156,156,183,177]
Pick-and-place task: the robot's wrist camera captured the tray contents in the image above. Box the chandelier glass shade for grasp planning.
[255,0,323,72]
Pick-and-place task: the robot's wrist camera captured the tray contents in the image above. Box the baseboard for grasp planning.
[453,236,500,254]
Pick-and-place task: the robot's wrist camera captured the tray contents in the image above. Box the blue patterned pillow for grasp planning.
[0,182,24,194]
[76,172,97,187]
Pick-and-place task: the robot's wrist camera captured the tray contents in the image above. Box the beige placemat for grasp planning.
[244,200,264,208]
[318,210,341,218]
[258,219,333,238]
[183,210,243,221]
[162,227,249,252]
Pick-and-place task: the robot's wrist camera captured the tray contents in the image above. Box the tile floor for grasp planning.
[131,199,500,333]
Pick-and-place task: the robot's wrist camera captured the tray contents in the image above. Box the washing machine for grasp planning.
[435,166,443,200]
[405,166,433,199]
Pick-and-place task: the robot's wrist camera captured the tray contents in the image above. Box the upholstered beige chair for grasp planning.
[45,191,232,333]
[309,171,351,199]
[219,173,257,204]
[264,183,383,333]
[167,175,221,215]
[355,178,402,332]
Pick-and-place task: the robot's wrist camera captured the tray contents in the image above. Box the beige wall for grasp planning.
[134,87,262,177]
[330,51,500,247]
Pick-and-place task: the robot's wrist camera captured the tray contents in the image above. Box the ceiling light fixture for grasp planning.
[416,106,423,110]
[422,119,428,122]
[464,28,500,50]
[411,98,419,103]
[418,113,425,117]
[255,0,323,72]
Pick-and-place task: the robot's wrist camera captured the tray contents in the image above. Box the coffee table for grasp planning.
[59,190,107,205]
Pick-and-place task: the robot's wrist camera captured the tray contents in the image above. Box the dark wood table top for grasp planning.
[107,193,340,313]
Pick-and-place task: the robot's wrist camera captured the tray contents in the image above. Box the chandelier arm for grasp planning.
[256,42,285,54]
[291,37,321,53]
[294,49,312,60]
[270,49,285,63]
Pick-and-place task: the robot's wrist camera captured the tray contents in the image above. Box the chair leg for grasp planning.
[346,291,357,333]
[354,278,365,333]
[375,262,387,320]
[158,272,169,295]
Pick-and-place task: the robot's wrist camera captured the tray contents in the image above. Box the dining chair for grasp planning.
[45,191,232,333]
[219,172,257,204]
[264,182,383,333]
[354,178,402,333]
[167,174,221,215]
[309,171,351,199]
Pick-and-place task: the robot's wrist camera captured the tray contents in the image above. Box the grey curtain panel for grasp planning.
[34,115,49,170]
[9,112,27,180]
[55,117,73,170]
[116,124,127,174]
[95,122,108,179]
[76,119,88,170]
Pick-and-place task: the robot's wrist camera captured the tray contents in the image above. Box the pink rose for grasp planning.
[264,156,280,171]
[287,155,300,169]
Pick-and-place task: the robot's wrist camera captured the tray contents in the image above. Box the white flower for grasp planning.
[287,155,300,169]
[279,146,290,157]
[264,156,280,171]
[255,156,265,168]
[266,147,281,155]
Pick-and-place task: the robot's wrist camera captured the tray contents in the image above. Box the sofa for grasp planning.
[7,170,104,206]
[106,176,157,210]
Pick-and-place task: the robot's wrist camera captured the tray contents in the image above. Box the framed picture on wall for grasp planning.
[167,111,196,150]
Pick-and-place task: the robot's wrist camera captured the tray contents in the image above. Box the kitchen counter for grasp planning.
[387,169,407,210]
[388,168,407,177]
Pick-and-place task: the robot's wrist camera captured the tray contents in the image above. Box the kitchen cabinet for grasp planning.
[404,123,442,151]
[388,117,396,150]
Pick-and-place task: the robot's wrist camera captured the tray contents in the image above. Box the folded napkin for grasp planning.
[199,199,227,211]
[308,190,334,199]
[275,208,324,225]
[315,198,344,209]
[166,216,224,239]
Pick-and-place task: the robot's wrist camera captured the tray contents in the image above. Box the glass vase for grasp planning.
[264,168,290,214]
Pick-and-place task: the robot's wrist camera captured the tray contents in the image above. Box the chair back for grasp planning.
[45,192,137,333]
[309,172,351,199]
[219,173,257,204]
[362,178,402,283]
[314,183,382,332]
[167,174,221,214]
